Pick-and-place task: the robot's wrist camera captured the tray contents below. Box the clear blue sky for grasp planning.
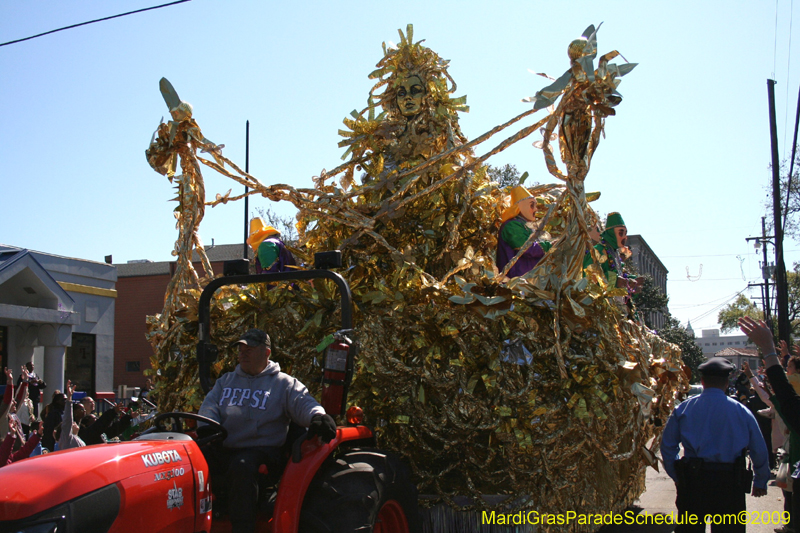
[2,1,800,332]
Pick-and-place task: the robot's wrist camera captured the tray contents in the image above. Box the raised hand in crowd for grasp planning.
[65,380,75,401]
[739,316,800,430]
[781,339,800,358]
[739,317,776,353]
[742,361,754,379]
[3,368,11,386]
[19,366,29,383]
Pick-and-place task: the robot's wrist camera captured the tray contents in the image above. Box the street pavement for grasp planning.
[603,467,789,533]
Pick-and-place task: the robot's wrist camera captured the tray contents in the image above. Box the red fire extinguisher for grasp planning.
[321,331,354,416]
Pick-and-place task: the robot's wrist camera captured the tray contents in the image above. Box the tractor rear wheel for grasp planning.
[299,447,420,533]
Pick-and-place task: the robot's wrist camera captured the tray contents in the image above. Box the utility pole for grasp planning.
[762,217,773,323]
[243,120,250,260]
[746,217,773,327]
[768,80,791,343]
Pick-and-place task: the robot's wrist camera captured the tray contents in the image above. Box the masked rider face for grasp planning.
[517,198,538,223]
[614,226,628,249]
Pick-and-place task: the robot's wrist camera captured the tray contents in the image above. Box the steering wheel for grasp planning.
[144,412,227,447]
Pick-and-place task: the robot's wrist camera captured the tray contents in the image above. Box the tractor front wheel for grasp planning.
[299,448,420,533]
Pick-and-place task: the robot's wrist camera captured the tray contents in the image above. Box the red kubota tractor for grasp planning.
[0,254,421,533]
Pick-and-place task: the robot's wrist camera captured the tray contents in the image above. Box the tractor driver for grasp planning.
[198,328,337,533]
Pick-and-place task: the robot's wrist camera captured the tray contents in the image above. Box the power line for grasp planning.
[688,287,749,324]
[661,253,744,259]
[671,291,752,310]
[672,277,764,282]
[659,248,800,259]
[0,0,191,48]
[783,84,800,239]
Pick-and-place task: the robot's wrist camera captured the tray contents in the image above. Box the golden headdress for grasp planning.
[337,25,471,188]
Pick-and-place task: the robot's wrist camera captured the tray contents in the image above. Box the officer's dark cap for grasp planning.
[698,358,735,377]
[236,328,271,349]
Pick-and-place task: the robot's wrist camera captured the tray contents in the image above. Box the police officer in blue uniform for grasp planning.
[661,357,769,533]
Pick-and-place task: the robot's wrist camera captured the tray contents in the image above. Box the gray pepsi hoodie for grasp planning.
[198,360,325,448]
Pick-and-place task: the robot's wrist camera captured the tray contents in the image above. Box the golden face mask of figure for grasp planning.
[396,75,425,117]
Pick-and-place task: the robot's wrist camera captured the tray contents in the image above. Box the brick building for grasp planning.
[114,243,251,391]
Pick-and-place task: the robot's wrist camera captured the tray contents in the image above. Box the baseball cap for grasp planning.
[236,328,270,348]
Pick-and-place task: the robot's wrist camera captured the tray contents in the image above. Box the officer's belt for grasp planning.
[681,458,737,471]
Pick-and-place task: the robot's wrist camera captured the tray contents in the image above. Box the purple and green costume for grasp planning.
[496,217,551,278]
[255,237,297,274]
[582,217,636,289]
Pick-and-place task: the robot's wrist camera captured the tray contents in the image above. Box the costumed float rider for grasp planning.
[583,212,642,293]
[496,185,552,278]
[246,218,297,274]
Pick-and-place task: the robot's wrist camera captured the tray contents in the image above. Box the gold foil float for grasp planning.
[144,25,685,530]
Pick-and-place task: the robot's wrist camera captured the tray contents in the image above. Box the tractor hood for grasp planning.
[0,440,198,521]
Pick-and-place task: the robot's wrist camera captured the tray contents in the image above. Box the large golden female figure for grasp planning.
[301,25,487,282]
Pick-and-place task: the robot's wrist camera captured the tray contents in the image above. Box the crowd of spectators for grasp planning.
[730,319,800,533]
[0,364,140,467]
[723,333,800,533]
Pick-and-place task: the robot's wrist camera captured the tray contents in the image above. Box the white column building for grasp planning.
[0,246,116,405]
